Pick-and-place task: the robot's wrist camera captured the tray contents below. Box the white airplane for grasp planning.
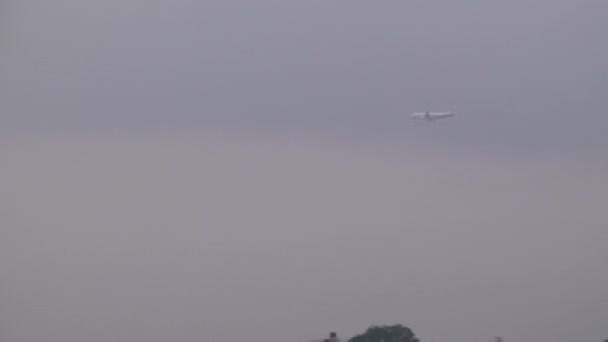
[410,111,456,122]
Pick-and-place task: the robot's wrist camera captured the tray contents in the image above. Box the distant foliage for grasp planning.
[348,324,419,342]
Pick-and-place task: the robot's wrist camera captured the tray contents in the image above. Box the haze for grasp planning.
[1,1,607,342]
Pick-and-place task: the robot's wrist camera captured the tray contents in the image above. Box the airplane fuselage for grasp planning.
[410,111,455,121]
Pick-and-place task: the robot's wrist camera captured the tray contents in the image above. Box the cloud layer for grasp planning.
[2,133,607,342]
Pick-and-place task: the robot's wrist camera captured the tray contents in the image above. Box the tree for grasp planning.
[348,324,419,342]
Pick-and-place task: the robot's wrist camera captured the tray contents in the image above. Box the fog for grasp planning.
[1,1,607,342]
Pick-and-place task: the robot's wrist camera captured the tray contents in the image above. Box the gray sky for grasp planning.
[1,1,607,342]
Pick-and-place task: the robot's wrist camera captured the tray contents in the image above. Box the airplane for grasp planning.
[410,111,456,122]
